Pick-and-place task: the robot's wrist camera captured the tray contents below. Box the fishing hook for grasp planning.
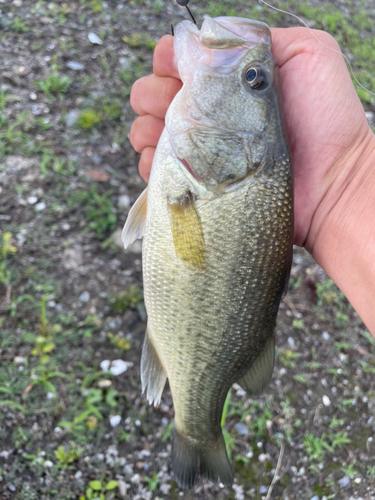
[171,0,196,37]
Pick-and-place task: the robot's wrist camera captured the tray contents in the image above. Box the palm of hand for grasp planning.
[272,28,370,248]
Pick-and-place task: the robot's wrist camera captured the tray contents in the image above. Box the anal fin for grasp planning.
[237,335,275,397]
[122,187,148,248]
[141,327,167,406]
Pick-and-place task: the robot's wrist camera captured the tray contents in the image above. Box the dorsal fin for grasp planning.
[237,335,275,396]
[121,187,148,249]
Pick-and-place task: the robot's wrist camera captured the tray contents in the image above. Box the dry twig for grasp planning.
[265,441,285,500]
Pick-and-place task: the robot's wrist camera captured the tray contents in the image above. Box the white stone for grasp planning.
[109,415,121,427]
[110,359,133,376]
[66,61,84,70]
[65,110,80,127]
[258,453,270,463]
[79,291,90,302]
[118,194,131,209]
[100,360,111,372]
[338,475,350,488]
[14,356,26,364]
[88,32,103,44]
[322,395,331,406]
[46,392,55,399]
[27,196,38,204]
[35,201,46,211]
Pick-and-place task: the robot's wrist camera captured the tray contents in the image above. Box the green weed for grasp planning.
[111,286,143,314]
[68,186,117,237]
[77,109,102,129]
[80,479,118,500]
[119,58,146,97]
[8,17,30,33]
[39,148,75,176]
[34,65,72,99]
[55,442,81,465]
[279,349,299,369]
[0,232,17,287]
[107,332,131,351]
[122,33,156,50]
[144,473,160,492]
[29,365,68,397]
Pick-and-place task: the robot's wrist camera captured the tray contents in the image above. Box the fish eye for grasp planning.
[243,65,269,91]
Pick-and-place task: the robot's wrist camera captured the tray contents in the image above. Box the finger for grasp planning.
[153,35,179,79]
[271,27,341,68]
[129,115,165,153]
[139,147,155,183]
[130,74,182,118]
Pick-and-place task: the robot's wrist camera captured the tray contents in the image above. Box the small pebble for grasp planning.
[338,475,350,488]
[322,395,331,406]
[118,194,131,209]
[66,61,84,70]
[65,110,80,127]
[88,32,103,44]
[234,423,249,436]
[29,92,37,100]
[75,471,82,479]
[260,486,268,494]
[35,201,46,211]
[14,356,26,364]
[310,496,320,500]
[258,453,270,463]
[8,484,16,492]
[322,331,330,341]
[79,291,90,302]
[288,337,296,348]
[110,359,133,376]
[44,460,53,467]
[109,415,121,427]
[27,196,38,204]
[160,484,171,495]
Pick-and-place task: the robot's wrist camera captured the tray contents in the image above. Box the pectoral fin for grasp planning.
[121,187,148,248]
[237,335,275,396]
[168,192,206,269]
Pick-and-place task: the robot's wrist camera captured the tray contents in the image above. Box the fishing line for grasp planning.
[259,0,375,98]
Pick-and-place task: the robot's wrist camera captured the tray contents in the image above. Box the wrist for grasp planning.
[307,127,375,334]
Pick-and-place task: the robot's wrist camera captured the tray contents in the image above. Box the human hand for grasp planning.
[129,28,373,250]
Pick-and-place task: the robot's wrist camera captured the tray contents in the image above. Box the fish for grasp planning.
[122,15,293,490]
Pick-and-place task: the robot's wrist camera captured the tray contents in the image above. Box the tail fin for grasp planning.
[171,428,233,490]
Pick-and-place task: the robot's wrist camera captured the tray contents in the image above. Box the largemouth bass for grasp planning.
[123,16,293,489]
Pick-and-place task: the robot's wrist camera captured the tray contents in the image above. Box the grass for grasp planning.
[34,65,72,100]
[67,185,117,237]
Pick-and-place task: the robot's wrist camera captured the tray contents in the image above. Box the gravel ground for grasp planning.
[1,1,375,499]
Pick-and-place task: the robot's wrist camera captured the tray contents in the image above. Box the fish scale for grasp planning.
[122,15,293,489]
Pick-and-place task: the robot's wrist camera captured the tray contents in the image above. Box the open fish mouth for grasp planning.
[200,16,271,48]
[174,16,272,76]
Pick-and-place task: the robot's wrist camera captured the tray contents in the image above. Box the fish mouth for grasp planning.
[175,16,271,51]
[200,17,271,49]
[174,16,271,76]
